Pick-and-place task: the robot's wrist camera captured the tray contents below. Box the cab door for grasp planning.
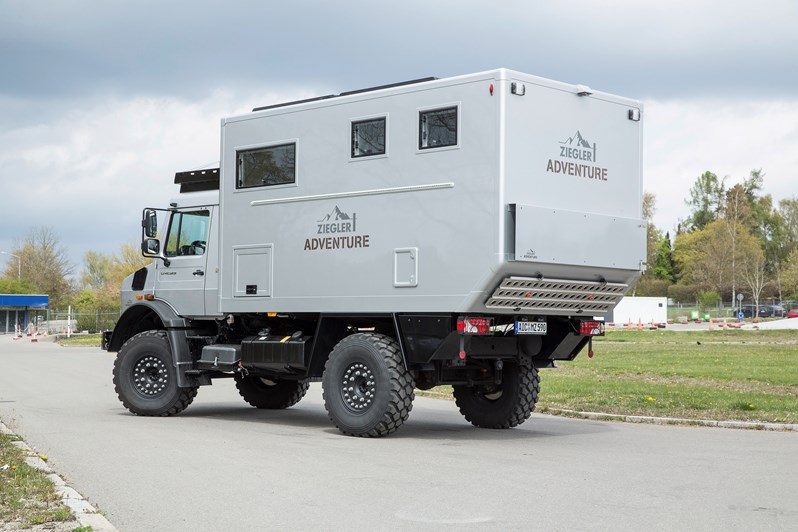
[154,209,211,317]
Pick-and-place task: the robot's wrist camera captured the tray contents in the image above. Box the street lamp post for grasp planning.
[0,251,21,279]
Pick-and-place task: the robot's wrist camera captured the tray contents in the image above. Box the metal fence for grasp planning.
[31,310,119,335]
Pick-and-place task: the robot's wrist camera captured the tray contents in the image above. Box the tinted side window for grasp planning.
[419,107,457,149]
[351,117,386,158]
[237,143,296,188]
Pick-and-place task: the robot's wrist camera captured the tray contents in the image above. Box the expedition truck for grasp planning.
[103,69,645,437]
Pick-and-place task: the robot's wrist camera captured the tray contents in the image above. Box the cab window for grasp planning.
[164,210,209,257]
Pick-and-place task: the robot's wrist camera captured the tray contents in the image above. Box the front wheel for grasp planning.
[322,333,414,437]
[113,330,198,416]
[453,360,539,429]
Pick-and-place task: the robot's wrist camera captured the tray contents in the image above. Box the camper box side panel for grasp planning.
[218,74,503,314]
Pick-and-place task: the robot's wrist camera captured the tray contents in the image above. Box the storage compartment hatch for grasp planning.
[513,204,645,270]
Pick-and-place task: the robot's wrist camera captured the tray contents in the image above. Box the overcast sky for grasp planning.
[1,0,797,278]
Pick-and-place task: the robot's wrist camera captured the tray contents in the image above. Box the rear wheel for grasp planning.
[234,374,309,409]
[453,360,539,429]
[322,333,414,437]
[113,330,198,416]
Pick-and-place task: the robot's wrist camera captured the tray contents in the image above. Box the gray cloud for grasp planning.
[1,0,797,276]
[2,1,796,102]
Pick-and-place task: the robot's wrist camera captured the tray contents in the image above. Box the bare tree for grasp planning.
[738,231,768,318]
[4,227,73,307]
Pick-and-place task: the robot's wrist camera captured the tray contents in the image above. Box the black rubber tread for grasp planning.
[452,361,540,429]
[233,374,310,409]
[113,330,198,417]
[322,332,415,437]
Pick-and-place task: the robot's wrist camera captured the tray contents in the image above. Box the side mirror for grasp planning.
[142,209,158,238]
[142,238,170,267]
[142,238,160,256]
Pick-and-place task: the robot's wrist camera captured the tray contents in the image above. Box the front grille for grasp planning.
[486,276,628,315]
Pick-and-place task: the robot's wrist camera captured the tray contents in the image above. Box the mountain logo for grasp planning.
[316,205,357,234]
[318,206,352,223]
[559,130,597,162]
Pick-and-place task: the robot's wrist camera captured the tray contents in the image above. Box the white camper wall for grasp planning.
[218,72,504,314]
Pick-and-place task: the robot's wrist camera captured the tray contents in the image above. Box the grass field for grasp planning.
[56,334,102,347]
[537,330,797,424]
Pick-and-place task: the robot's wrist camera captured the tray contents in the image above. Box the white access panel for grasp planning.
[514,204,645,270]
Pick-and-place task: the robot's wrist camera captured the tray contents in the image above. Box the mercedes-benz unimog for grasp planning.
[103,69,645,437]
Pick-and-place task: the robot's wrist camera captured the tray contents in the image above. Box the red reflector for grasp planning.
[457,317,493,335]
[580,321,605,336]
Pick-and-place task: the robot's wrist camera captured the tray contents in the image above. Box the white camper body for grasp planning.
[217,69,644,315]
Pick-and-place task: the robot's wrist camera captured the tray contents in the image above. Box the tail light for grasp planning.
[579,320,605,336]
[457,316,493,335]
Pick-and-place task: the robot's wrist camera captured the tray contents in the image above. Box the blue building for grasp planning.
[0,294,49,334]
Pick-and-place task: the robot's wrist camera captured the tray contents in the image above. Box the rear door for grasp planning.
[504,77,645,271]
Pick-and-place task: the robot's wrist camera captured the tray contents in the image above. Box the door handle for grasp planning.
[193,269,204,277]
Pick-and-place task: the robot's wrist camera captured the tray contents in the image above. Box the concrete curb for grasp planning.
[546,409,798,431]
[0,420,119,532]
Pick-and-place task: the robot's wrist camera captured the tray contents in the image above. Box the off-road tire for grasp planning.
[234,374,310,409]
[322,333,414,437]
[452,360,539,429]
[113,330,198,416]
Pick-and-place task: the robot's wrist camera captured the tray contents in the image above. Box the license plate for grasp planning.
[515,320,547,335]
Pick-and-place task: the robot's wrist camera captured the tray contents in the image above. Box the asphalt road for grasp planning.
[1,335,796,531]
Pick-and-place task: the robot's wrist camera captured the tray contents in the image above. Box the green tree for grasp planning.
[716,169,785,301]
[106,243,150,290]
[73,288,119,331]
[684,171,726,231]
[77,242,151,316]
[674,220,734,296]
[697,290,720,314]
[779,197,798,255]
[630,192,672,296]
[781,249,798,300]
[0,277,36,294]
[642,192,660,273]
[653,232,676,282]
[81,251,112,290]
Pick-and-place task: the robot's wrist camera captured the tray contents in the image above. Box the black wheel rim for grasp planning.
[341,362,376,412]
[133,354,169,397]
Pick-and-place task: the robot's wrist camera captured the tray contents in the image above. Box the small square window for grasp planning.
[351,118,386,158]
[419,107,457,149]
[237,143,296,189]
